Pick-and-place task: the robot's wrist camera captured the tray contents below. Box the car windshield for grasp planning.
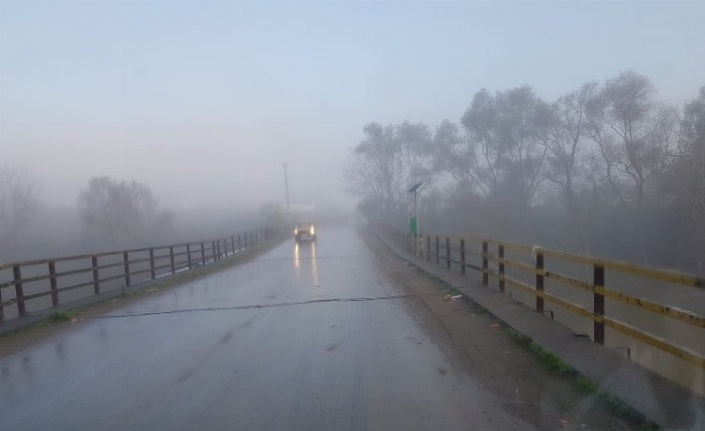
[1,1,703,430]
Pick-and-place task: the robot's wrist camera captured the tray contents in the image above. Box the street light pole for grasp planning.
[414,191,419,234]
[282,163,290,220]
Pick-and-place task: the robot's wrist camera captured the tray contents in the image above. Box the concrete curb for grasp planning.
[376,232,705,430]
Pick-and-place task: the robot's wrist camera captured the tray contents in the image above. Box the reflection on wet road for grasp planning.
[0,227,538,430]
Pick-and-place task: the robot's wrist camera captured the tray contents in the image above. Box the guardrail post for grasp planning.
[216,241,221,261]
[91,256,100,295]
[498,244,505,293]
[212,241,217,261]
[536,251,544,313]
[593,264,605,345]
[482,241,489,286]
[224,238,229,257]
[460,239,466,275]
[446,237,451,269]
[238,234,242,252]
[186,244,192,269]
[170,246,176,274]
[149,249,156,279]
[426,234,431,261]
[201,242,206,266]
[123,252,131,286]
[231,236,236,254]
[13,265,26,316]
[435,236,440,265]
[49,261,59,305]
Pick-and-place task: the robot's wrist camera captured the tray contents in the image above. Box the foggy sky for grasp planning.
[1,0,704,213]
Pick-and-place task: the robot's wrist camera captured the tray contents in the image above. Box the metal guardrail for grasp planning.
[384,225,705,369]
[0,228,278,323]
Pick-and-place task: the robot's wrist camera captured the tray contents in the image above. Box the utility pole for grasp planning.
[282,162,290,220]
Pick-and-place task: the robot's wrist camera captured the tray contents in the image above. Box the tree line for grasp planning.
[345,71,705,272]
[0,171,174,261]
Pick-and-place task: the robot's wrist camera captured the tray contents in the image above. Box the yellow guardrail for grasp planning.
[388,225,705,370]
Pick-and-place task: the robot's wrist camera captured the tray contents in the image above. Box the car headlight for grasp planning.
[294,228,298,234]
[311,226,315,235]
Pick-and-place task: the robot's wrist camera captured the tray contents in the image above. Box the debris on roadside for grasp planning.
[443,294,463,302]
[491,323,500,328]
[558,419,569,428]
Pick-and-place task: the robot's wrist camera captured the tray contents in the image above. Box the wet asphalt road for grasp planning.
[0,227,536,430]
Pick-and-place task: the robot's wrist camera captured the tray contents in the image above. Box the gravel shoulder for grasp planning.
[362,230,651,431]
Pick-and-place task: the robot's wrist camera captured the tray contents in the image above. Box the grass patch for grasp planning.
[576,376,599,395]
[446,285,462,295]
[503,327,658,429]
[119,290,140,299]
[48,311,72,323]
[529,341,574,375]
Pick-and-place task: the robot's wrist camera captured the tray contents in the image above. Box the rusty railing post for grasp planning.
[498,244,505,293]
[91,256,100,295]
[216,241,221,261]
[200,242,205,266]
[435,236,440,266]
[13,265,26,317]
[123,252,131,287]
[446,237,451,269]
[593,264,605,345]
[536,251,544,313]
[482,241,489,286]
[149,249,156,279]
[426,234,431,261]
[170,246,176,274]
[186,244,192,270]
[224,237,229,257]
[49,261,59,305]
[460,239,466,275]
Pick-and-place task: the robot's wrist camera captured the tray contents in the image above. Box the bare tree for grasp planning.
[537,82,598,251]
[461,86,548,212]
[587,71,676,209]
[396,121,436,187]
[0,166,38,247]
[343,123,404,221]
[460,89,504,198]
[78,176,172,248]
[665,87,705,270]
[431,119,482,194]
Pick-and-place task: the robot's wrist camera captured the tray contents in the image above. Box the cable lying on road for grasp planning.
[95,294,423,318]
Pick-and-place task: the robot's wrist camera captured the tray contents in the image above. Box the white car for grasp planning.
[294,221,317,242]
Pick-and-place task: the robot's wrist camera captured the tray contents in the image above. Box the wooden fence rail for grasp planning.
[0,228,276,324]
[382,225,705,370]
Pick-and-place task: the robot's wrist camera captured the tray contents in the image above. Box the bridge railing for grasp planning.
[382,225,705,372]
[0,228,279,324]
